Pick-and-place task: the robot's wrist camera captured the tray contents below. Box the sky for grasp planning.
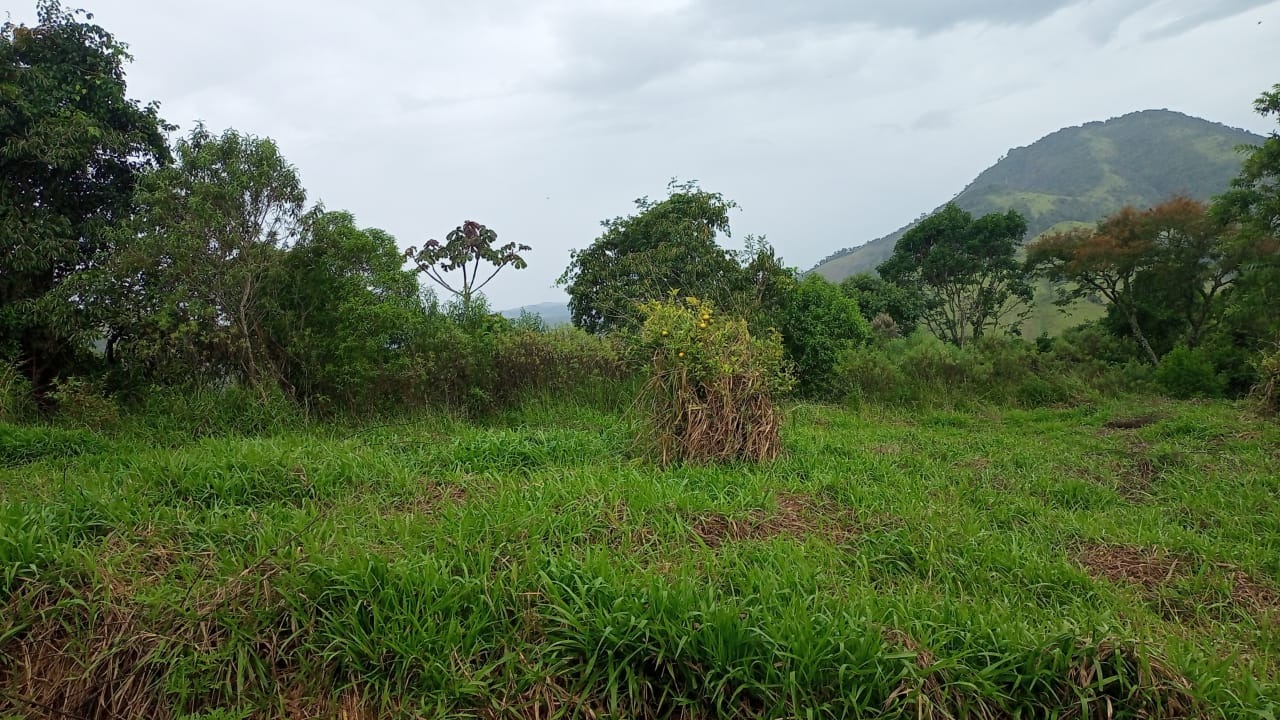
[10,0,1279,310]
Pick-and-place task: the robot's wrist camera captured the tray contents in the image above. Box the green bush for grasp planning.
[780,275,871,398]
[49,376,120,431]
[1154,346,1228,399]
[835,333,1136,408]
[0,363,32,423]
[493,326,629,404]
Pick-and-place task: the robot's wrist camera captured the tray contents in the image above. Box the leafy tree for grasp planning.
[405,221,529,315]
[268,210,427,411]
[1029,197,1248,364]
[1211,83,1280,351]
[877,203,1032,347]
[0,1,170,391]
[81,125,305,392]
[559,180,745,333]
[1215,84,1280,242]
[839,273,924,336]
[780,275,870,397]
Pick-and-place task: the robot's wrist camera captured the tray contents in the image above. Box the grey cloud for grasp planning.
[1140,0,1274,39]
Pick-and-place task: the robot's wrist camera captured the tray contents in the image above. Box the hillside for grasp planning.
[499,301,573,326]
[811,110,1265,281]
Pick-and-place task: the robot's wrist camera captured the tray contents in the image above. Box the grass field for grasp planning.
[2,396,1278,718]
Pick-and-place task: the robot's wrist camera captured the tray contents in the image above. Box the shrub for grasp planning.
[636,296,793,465]
[1250,344,1280,417]
[780,275,871,398]
[0,363,32,423]
[49,377,119,431]
[1154,346,1227,399]
[493,326,629,403]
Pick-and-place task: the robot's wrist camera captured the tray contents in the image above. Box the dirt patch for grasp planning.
[1103,415,1159,430]
[1226,570,1280,617]
[872,443,902,455]
[391,479,470,515]
[1076,543,1186,590]
[690,492,860,548]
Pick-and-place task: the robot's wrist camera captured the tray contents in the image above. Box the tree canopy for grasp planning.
[877,203,1032,346]
[0,1,170,390]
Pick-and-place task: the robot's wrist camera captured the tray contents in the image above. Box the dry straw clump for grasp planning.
[636,296,793,466]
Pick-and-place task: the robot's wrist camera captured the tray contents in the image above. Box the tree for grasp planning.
[0,1,170,391]
[1214,84,1280,242]
[839,273,924,336]
[1211,83,1280,351]
[405,221,529,314]
[268,210,427,410]
[877,203,1032,346]
[780,275,870,397]
[1028,198,1245,364]
[559,180,744,333]
[81,125,306,392]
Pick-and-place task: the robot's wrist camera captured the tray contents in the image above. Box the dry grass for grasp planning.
[690,492,860,548]
[639,365,783,467]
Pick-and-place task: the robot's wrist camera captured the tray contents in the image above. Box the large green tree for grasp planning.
[877,203,1032,346]
[0,1,170,390]
[269,210,428,410]
[81,125,305,392]
[559,180,748,333]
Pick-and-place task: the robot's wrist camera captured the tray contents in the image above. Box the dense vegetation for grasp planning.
[3,3,1280,717]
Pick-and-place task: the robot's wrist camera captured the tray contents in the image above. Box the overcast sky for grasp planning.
[12,0,1279,309]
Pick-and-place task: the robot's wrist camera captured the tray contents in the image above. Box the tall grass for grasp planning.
[2,396,1278,716]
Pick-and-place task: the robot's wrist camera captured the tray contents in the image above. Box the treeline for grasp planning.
[2,3,1279,427]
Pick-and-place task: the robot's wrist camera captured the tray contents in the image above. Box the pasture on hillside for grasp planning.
[2,397,1278,718]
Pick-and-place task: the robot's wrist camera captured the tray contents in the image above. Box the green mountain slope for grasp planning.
[811,110,1265,281]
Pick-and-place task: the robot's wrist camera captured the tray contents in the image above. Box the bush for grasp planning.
[0,363,32,423]
[1250,344,1280,416]
[780,275,871,398]
[636,297,793,465]
[1154,346,1227,399]
[835,333,1136,408]
[49,377,119,431]
[493,326,629,404]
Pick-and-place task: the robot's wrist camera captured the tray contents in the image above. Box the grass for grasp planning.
[1,396,1278,718]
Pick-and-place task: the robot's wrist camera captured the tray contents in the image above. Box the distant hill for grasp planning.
[810,109,1265,281]
[499,301,573,326]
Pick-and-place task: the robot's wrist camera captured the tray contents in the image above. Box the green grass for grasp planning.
[2,397,1278,718]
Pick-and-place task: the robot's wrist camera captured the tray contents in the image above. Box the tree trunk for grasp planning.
[1124,307,1160,365]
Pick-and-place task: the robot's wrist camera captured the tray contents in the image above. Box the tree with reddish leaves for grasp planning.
[405,221,530,314]
[1028,197,1244,364]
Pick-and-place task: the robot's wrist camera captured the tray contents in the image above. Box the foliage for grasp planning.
[74,124,305,393]
[839,273,924,336]
[836,333,1140,408]
[1214,84,1280,245]
[493,326,629,404]
[1250,343,1280,416]
[48,375,119,430]
[0,363,32,423]
[0,1,171,391]
[559,180,788,333]
[779,275,871,397]
[1153,346,1228,399]
[266,210,429,413]
[635,296,792,464]
[405,220,530,313]
[878,203,1033,346]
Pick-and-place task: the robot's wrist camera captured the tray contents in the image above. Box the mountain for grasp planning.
[499,301,573,326]
[810,109,1266,281]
